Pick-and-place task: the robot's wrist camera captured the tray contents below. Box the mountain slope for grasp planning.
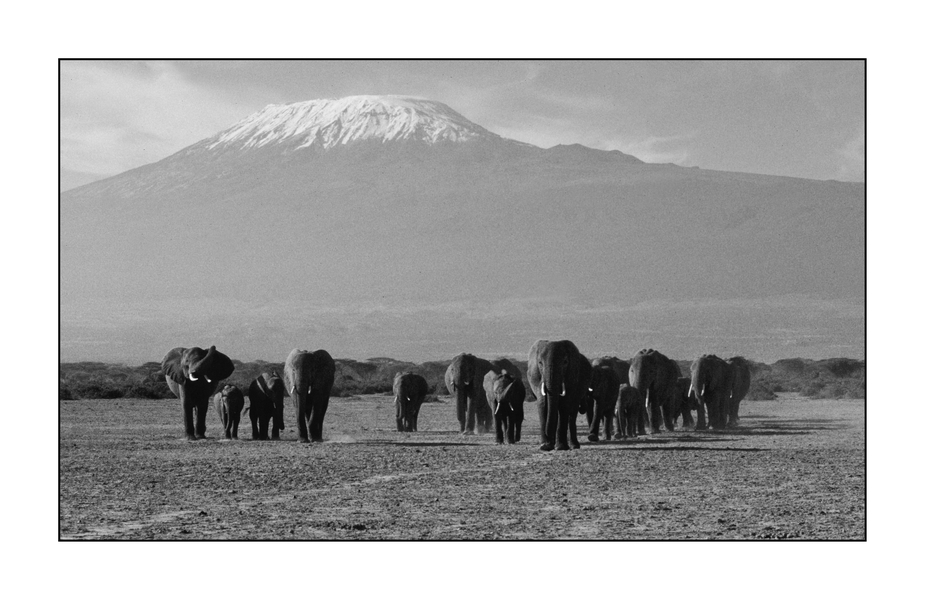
[60,96,863,363]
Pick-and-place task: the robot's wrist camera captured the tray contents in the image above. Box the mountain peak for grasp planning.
[206,95,508,151]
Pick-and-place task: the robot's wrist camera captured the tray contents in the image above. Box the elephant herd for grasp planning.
[162,346,335,443]
[161,341,750,451]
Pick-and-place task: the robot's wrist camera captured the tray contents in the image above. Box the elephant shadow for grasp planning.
[362,440,482,448]
[620,446,770,453]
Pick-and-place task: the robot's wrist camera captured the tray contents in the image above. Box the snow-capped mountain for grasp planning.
[205,95,515,151]
[61,95,863,364]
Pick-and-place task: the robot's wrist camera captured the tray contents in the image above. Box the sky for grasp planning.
[59,60,864,191]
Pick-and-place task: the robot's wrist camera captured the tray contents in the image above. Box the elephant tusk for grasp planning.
[541,382,548,398]
[188,372,199,382]
[290,385,296,395]
[205,375,212,383]
[561,382,566,397]
[646,389,651,408]
[307,386,312,395]
[689,382,694,397]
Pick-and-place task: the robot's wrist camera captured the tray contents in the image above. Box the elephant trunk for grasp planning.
[275,399,285,431]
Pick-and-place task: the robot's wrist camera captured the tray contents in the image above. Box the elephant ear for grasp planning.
[209,349,236,382]
[162,347,188,384]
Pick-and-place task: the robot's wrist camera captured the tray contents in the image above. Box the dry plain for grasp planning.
[59,393,864,540]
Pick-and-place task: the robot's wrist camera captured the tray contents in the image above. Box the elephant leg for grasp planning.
[514,404,523,443]
[271,415,281,440]
[588,399,603,442]
[537,397,554,451]
[568,410,580,449]
[308,394,328,442]
[181,396,196,440]
[695,401,707,430]
[730,399,741,427]
[604,414,613,441]
[465,393,478,435]
[506,415,515,445]
[494,408,504,444]
[647,399,661,434]
[555,403,570,451]
[195,400,208,438]
[251,413,260,440]
[230,415,239,439]
[661,403,674,432]
[636,403,647,436]
[296,394,310,443]
[455,390,468,433]
[681,408,694,428]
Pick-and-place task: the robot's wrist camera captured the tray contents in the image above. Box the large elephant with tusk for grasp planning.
[527,339,592,451]
[247,371,287,440]
[284,348,336,443]
[628,349,681,434]
[585,362,621,442]
[483,369,526,444]
[444,353,496,435]
[162,346,236,440]
[393,372,428,432]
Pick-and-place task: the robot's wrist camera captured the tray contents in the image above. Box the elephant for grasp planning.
[726,357,751,427]
[586,356,630,435]
[615,383,642,438]
[283,348,336,443]
[162,346,236,440]
[527,339,591,451]
[689,354,733,430]
[247,371,286,440]
[591,356,631,386]
[628,349,681,434]
[212,384,245,440]
[393,372,428,432]
[585,363,620,442]
[483,369,526,444]
[672,376,698,428]
[444,353,496,435]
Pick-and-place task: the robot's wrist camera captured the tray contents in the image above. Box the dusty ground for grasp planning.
[59,393,864,540]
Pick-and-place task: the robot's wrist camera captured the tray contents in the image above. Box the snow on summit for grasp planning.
[207,95,504,150]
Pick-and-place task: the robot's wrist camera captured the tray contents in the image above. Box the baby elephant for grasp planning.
[616,383,642,439]
[484,370,526,444]
[247,372,287,440]
[393,372,428,432]
[213,384,245,440]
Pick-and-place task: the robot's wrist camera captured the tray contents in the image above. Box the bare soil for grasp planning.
[59,394,864,540]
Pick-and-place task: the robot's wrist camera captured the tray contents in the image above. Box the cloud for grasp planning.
[60,61,274,178]
[835,127,865,182]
